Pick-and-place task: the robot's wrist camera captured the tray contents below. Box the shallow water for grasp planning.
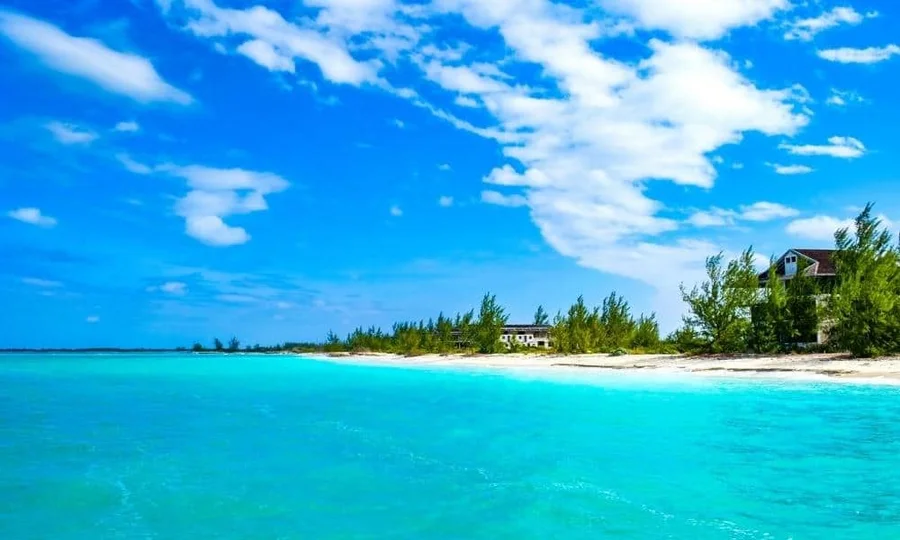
[2,353,899,539]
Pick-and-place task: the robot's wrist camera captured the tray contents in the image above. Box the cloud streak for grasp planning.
[0,10,192,104]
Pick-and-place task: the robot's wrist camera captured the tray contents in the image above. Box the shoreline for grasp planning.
[302,352,900,385]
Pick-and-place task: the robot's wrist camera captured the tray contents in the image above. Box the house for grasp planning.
[757,248,837,344]
[500,324,552,349]
[758,248,837,288]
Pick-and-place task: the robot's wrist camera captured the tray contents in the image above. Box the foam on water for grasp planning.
[2,353,900,539]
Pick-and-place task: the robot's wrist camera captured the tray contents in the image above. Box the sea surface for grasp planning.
[1,353,900,539]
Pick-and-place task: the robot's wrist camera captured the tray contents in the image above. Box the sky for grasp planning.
[2,0,899,348]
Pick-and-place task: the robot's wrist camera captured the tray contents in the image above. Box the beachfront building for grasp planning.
[500,324,552,349]
[757,248,837,344]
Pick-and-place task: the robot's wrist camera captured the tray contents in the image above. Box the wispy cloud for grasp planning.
[786,216,854,241]
[0,10,192,103]
[86,315,100,323]
[114,120,140,132]
[438,196,453,207]
[482,190,528,208]
[46,121,97,144]
[21,277,62,288]
[771,164,814,175]
[389,205,403,217]
[818,45,900,64]
[7,207,57,227]
[780,136,866,158]
[688,201,798,227]
[785,7,876,41]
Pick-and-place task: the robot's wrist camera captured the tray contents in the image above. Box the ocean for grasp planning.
[1,353,899,539]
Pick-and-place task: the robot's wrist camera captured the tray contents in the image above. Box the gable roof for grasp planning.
[758,248,837,280]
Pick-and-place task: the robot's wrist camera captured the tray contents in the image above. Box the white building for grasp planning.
[500,324,552,349]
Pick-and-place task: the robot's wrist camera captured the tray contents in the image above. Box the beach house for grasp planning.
[757,248,837,344]
[500,324,552,349]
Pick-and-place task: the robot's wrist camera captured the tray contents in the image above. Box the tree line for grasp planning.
[191,204,900,358]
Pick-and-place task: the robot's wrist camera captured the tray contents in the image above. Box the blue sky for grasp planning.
[2,0,899,348]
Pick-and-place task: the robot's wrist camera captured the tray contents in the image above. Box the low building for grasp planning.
[757,248,837,344]
[500,324,552,349]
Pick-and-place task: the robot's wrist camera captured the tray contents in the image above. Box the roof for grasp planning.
[758,248,837,281]
[502,324,551,331]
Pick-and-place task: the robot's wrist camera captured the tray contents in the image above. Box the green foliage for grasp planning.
[323,331,345,353]
[533,305,549,326]
[474,293,509,354]
[749,263,787,353]
[666,326,704,353]
[825,204,900,357]
[599,292,635,350]
[631,314,661,349]
[213,337,224,351]
[191,342,204,352]
[680,249,759,353]
[549,293,661,354]
[227,337,240,352]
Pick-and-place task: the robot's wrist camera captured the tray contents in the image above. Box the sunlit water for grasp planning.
[1,353,899,539]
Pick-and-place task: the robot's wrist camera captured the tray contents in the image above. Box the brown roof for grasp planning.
[794,249,837,275]
[758,249,837,280]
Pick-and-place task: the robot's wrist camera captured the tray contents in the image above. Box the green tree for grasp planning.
[680,249,759,353]
[533,305,549,326]
[600,291,635,350]
[631,314,660,349]
[473,293,508,353]
[785,263,820,345]
[213,337,224,351]
[826,204,900,357]
[435,313,454,353]
[749,262,787,353]
[191,342,204,352]
[556,296,592,354]
[227,337,240,352]
[323,330,344,353]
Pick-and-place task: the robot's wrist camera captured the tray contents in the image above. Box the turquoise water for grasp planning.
[2,354,900,539]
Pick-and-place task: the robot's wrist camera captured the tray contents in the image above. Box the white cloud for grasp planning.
[826,89,865,107]
[7,207,57,227]
[389,205,402,216]
[161,281,188,295]
[392,118,405,128]
[771,163,814,175]
[785,7,876,41]
[481,190,527,208]
[114,121,140,132]
[438,195,453,207]
[236,39,295,73]
[818,45,900,64]
[598,0,789,40]
[119,161,290,246]
[740,201,799,222]
[0,11,192,104]
[166,0,379,85]
[780,136,865,158]
[163,165,289,246]
[21,277,62,288]
[46,121,97,144]
[158,0,814,321]
[438,163,451,171]
[455,95,479,108]
[786,216,854,242]
[688,201,798,227]
[117,154,154,174]
[86,315,100,323]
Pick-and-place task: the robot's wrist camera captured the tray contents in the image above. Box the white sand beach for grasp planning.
[308,352,900,383]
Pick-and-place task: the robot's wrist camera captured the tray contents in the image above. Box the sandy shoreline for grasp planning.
[303,352,900,384]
